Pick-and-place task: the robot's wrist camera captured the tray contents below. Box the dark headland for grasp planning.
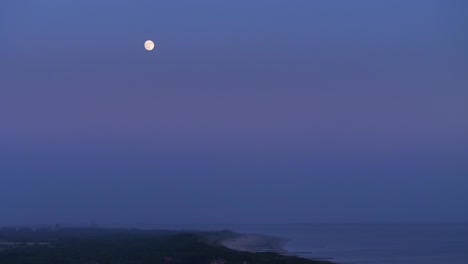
[0,227,332,264]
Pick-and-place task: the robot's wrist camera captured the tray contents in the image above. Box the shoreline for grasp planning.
[221,234,289,254]
[221,233,334,262]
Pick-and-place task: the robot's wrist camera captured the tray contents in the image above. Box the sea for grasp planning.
[127,223,468,264]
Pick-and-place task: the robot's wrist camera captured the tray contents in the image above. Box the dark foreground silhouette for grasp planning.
[0,227,332,264]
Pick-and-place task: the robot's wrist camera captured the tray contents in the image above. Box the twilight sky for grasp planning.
[1,0,467,225]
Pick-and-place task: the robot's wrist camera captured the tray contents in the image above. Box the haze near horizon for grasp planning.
[1,0,467,225]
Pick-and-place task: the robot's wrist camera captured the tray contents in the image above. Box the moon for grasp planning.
[144,40,155,51]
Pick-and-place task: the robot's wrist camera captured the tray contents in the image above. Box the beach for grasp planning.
[221,234,288,254]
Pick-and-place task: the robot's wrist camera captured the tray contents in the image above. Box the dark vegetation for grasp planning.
[0,228,331,264]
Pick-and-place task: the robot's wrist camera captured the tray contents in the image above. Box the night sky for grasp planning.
[1,1,467,225]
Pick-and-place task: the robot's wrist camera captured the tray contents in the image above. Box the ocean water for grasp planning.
[129,223,468,264]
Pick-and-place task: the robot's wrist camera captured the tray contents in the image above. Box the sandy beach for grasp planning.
[221,234,288,254]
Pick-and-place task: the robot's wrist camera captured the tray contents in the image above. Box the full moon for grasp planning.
[144,40,155,51]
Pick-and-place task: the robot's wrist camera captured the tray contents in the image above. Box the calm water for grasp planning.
[127,223,468,264]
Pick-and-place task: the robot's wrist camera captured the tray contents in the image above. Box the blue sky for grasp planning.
[1,0,467,224]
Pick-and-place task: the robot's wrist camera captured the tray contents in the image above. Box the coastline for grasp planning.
[221,234,289,254]
[220,233,334,263]
[0,227,334,263]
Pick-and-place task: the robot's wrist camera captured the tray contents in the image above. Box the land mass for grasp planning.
[0,227,332,264]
